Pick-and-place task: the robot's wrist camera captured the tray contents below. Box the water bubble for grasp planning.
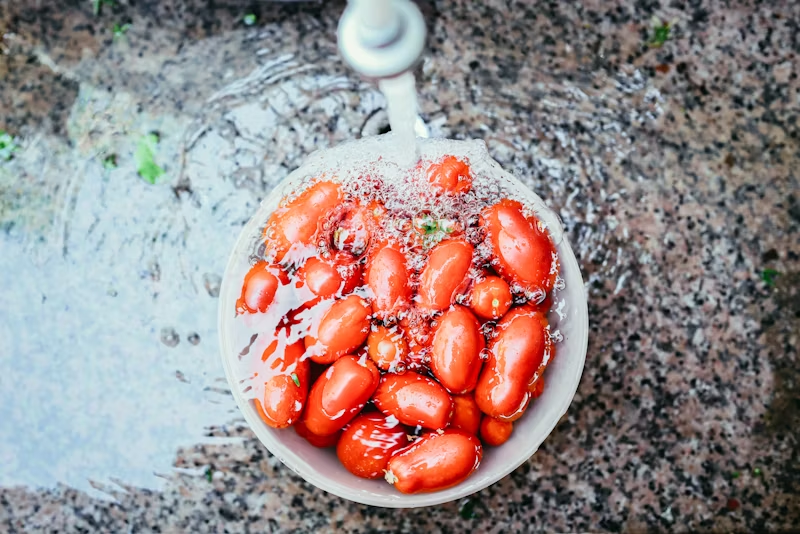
[160,327,180,347]
[553,276,566,291]
[549,329,564,343]
[527,288,547,304]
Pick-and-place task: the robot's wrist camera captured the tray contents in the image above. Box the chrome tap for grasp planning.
[337,0,426,80]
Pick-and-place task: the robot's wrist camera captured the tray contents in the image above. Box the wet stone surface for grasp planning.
[1,0,799,532]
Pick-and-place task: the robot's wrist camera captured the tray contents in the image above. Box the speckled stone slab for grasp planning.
[0,0,798,532]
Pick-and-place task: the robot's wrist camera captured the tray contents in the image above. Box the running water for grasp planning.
[378,72,420,165]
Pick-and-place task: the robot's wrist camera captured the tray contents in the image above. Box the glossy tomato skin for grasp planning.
[367,325,408,371]
[236,261,288,314]
[294,419,341,448]
[385,429,482,494]
[302,355,380,436]
[430,306,484,394]
[481,199,558,296]
[426,156,473,195]
[253,339,310,429]
[469,275,513,321]
[399,312,432,347]
[417,239,474,312]
[450,394,482,435]
[336,412,409,479]
[529,375,545,398]
[264,181,342,263]
[479,416,513,446]
[474,306,551,421]
[404,343,430,373]
[305,295,371,364]
[296,252,362,300]
[332,201,385,256]
[399,312,433,372]
[372,372,453,430]
[366,242,412,320]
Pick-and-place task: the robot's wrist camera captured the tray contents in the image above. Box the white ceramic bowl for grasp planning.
[218,136,588,507]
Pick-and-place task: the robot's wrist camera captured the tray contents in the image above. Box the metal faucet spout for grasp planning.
[337,0,427,80]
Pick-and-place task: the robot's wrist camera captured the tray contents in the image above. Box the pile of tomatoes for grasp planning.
[235,156,559,494]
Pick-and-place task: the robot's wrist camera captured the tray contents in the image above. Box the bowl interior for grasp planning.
[218,135,588,507]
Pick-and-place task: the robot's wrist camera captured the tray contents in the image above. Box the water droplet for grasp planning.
[160,327,179,347]
[203,273,222,298]
[553,276,566,291]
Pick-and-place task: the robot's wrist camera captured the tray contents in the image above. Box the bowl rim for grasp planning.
[217,138,589,508]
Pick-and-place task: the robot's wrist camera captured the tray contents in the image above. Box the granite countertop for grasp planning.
[1,0,798,532]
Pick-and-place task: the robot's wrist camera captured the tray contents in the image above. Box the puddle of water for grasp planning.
[0,45,386,498]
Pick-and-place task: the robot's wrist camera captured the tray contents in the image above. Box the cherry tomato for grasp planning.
[450,394,482,435]
[535,294,553,312]
[404,343,430,372]
[474,306,551,421]
[337,412,409,479]
[294,419,341,448]
[479,416,513,446]
[430,306,484,394]
[365,242,412,320]
[384,429,482,494]
[305,295,371,365]
[417,239,474,312]
[302,355,380,436]
[399,309,433,372]
[296,252,362,300]
[481,199,558,296]
[469,275,512,320]
[236,261,288,314]
[367,325,408,371]
[264,181,342,263]
[252,339,309,428]
[399,312,432,347]
[529,375,545,398]
[332,201,384,256]
[372,372,453,430]
[426,156,472,195]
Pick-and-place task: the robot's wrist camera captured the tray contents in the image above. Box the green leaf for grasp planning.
[102,154,118,170]
[0,131,19,161]
[731,471,740,479]
[243,13,257,26]
[761,268,779,287]
[291,372,300,388]
[135,133,165,184]
[421,217,438,235]
[205,466,213,482]
[113,23,131,40]
[649,22,671,48]
[753,467,762,476]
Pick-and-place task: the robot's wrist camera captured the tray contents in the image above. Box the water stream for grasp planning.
[378,72,420,164]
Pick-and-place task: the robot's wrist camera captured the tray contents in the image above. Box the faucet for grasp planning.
[338,0,429,139]
[337,0,426,80]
